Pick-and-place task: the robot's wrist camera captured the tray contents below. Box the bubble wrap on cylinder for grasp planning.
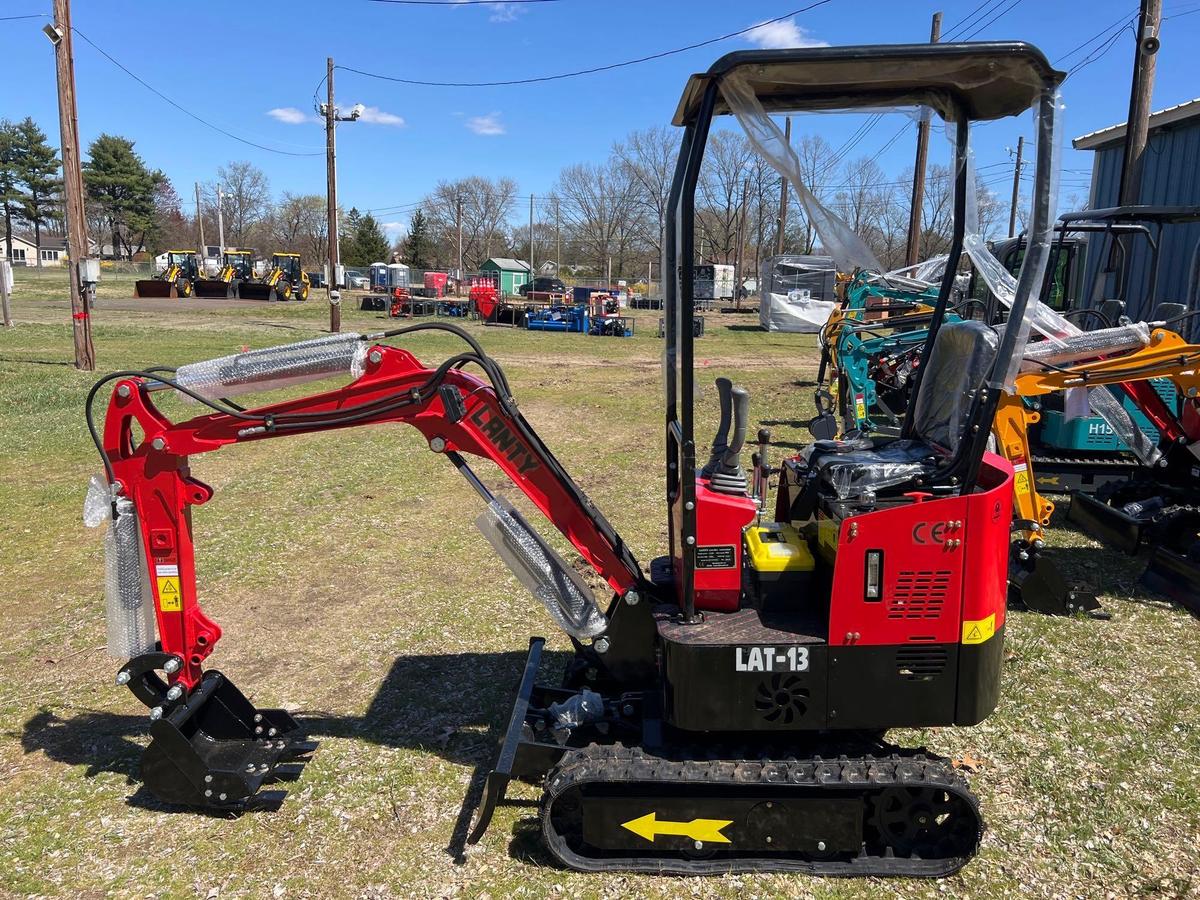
[475,498,606,640]
[1020,323,1150,371]
[173,333,366,402]
[104,498,156,659]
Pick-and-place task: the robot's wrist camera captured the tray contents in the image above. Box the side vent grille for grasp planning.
[887,570,952,619]
[754,674,810,724]
[896,646,948,681]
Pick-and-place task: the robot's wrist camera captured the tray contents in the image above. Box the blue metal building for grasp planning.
[1073,98,1200,320]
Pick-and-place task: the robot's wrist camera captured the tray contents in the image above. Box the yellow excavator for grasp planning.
[996,324,1200,615]
[238,252,310,301]
[194,249,256,299]
[134,250,199,299]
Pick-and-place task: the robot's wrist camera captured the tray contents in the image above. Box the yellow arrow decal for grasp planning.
[621,812,733,844]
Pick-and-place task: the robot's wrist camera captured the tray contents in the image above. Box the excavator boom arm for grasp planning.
[99,338,642,688]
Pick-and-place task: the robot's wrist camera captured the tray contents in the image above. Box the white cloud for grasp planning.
[454,0,524,22]
[487,3,522,22]
[267,107,315,125]
[465,112,505,136]
[358,106,405,126]
[744,18,828,50]
[382,221,406,237]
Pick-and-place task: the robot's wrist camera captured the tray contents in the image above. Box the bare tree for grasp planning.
[208,161,271,247]
[421,176,517,271]
[271,193,328,264]
[552,158,644,278]
[793,134,836,253]
[613,125,678,264]
[696,131,752,263]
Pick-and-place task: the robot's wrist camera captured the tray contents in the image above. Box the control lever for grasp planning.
[753,427,772,511]
[702,377,749,495]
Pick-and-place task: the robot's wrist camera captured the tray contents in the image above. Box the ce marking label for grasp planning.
[912,521,950,545]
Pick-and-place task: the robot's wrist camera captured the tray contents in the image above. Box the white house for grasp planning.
[4,233,68,266]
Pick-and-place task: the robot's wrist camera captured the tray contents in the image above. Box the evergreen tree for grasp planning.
[348,212,390,266]
[404,209,430,267]
[83,134,163,258]
[13,118,61,266]
[0,122,19,261]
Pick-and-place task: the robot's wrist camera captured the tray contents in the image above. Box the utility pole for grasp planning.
[1007,135,1024,238]
[455,193,463,288]
[528,194,534,287]
[555,198,561,275]
[324,56,340,333]
[51,0,95,370]
[904,11,941,268]
[216,187,226,256]
[775,116,791,255]
[194,182,206,251]
[1118,0,1162,205]
[735,177,750,310]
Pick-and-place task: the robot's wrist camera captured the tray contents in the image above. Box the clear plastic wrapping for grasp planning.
[475,497,606,641]
[104,496,156,659]
[721,73,883,274]
[910,321,999,453]
[1020,322,1151,372]
[549,689,605,729]
[813,440,939,500]
[174,333,368,402]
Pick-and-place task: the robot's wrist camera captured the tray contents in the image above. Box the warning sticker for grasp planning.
[155,563,178,577]
[157,576,182,612]
[961,613,996,645]
[855,394,867,422]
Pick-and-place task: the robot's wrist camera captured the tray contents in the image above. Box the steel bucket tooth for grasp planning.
[138,670,315,809]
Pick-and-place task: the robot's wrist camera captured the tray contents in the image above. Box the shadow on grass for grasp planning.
[20,647,572,864]
[0,356,73,367]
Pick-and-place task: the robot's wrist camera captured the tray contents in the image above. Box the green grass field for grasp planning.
[1,266,1197,899]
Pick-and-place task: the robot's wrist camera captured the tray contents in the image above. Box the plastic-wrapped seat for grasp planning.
[812,320,999,499]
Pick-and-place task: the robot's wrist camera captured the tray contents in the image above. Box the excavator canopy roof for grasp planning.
[673,41,1063,126]
[1059,205,1200,225]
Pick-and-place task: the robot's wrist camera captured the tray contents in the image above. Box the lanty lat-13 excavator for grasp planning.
[85,43,1063,876]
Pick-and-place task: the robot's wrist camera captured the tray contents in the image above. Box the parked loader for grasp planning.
[134,250,198,299]
[238,252,310,301]
[194,249,255,299]
[86,42,1063,876]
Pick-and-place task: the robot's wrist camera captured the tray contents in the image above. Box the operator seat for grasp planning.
[808,320,1000,500]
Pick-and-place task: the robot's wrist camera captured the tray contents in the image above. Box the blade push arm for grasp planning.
[99,338,643,688]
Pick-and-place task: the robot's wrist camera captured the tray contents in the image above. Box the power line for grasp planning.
[337,0,834,87]
[70,27,325,157]
[0,13,47,21]
[960,0,1026,40]
[941,0,1006,40]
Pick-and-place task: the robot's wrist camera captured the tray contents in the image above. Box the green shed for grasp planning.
[480,257,531,297]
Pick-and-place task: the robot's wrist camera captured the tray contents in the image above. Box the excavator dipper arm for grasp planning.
[95,329,643,692]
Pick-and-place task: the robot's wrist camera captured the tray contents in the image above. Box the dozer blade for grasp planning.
[135,280,177,299]
[139,669,317,809]
[193,279,234,299]
[237,282,275,301]
[1140,546,1200,618]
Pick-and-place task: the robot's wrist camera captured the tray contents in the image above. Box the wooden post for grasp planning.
[1007,135,1024,238]
[324,56,341,333]
[904,11,942,268]
[1,260,12,327]
[1118,0,1162,205]
[52,0,95,370]
[194,181,205,251]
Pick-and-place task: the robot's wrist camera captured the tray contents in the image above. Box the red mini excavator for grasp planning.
[86,43,1063,876]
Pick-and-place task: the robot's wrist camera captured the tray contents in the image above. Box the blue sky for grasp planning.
[3,0,1200,239]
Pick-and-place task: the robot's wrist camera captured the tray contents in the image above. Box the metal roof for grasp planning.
[482,258,530,271]
[1073,97,1200,150]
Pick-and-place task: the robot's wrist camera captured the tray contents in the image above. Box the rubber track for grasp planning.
[539,742,981,877]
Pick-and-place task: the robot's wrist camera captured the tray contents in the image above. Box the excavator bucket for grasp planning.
[134,279,177,299]
[121,658,318,809]
[237,282,276,301]
[193,279,234,299]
